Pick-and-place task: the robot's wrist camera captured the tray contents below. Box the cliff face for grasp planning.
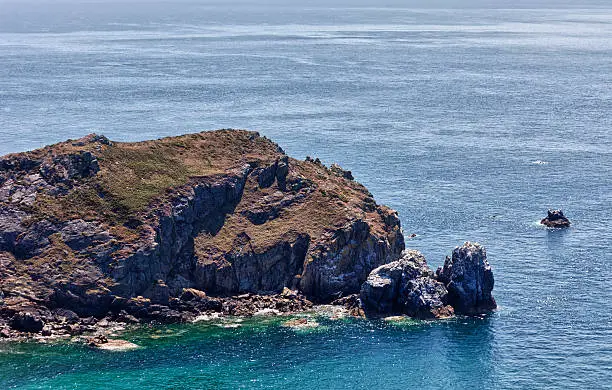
[0,130,404,321]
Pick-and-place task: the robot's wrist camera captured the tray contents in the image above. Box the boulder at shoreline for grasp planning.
[360,251,453,319]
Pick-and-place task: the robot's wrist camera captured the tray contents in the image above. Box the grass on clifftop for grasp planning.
[25,129,393,258]
[27,130,281,231]
[96,130,281,214]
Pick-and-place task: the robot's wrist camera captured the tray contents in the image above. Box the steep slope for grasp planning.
[0,130,404,330]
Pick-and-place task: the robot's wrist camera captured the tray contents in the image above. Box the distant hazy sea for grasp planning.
[0,1,611,388]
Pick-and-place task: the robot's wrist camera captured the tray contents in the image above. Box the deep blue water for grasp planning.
[0,1,611,388]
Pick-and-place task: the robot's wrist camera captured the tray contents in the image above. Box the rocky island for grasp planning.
[0,130,495,340]
[541,209,571,228]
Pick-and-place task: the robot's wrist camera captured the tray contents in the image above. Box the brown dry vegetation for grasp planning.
[4,130,394,296]
[26,130,282,232]
[195,153,386,256]
[21,129,388,256]
[95,130,281,215]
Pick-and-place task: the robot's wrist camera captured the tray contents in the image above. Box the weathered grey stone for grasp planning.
[0,208,26,253]
[276,155,289,190]
[60,219,111,251]
[437,242,496,315]
[360,250,453,319]
[194,233,310,295]
[39,151,100,185]
[52,308,80,324]
[301,217,404,301]
[147,280,170,305]
[14,219,58,258]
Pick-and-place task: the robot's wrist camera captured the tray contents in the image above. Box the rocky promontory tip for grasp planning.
[360,242,496,319]
[437,242,497,315]
[0,129,404,339]
[541,209,571,228]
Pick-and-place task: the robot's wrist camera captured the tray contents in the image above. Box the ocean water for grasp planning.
[0,1,611,388]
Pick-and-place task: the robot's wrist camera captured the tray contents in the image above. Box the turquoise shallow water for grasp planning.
[2,315,502,389]
[1,1,611,388]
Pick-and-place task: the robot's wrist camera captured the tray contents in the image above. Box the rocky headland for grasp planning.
[0,130,495,341]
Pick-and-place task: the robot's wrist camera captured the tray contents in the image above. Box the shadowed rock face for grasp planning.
[437,242,497,315]
[541,209,571,228]
[0,130,404,333]
[360,251,453,319]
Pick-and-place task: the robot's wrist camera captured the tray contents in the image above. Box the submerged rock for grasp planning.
[282,317,319,329]
[87,335,139,351]
[437,242,496,315]
[541,209,571,228]
[360,251,453,319]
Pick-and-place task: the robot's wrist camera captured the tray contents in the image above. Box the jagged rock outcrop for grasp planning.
[360,242,497,319]
[300,217,403,301]
[330,163,354,181]
[540,209,571,228]
[437,242,496,315]
[0,129,404,337]
[360,251,453,319]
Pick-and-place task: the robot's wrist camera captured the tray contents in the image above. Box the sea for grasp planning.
[0,0,611,388]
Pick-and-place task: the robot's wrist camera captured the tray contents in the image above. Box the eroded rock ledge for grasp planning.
[0,130,404,339]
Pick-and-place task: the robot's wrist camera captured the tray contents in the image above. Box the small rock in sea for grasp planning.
[540,209,571,228]
[87,335,139,351]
